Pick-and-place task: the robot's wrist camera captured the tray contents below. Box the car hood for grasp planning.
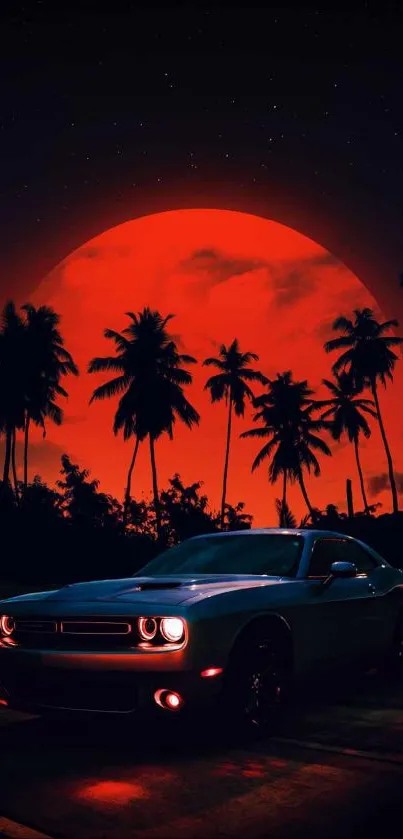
[2,574,288,608]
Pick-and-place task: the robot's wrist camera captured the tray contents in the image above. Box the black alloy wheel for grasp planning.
[222,636,290,738]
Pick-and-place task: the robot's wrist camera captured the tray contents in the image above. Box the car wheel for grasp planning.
[220,636,291,739]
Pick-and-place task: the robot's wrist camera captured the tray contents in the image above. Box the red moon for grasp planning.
[28,209,402,523]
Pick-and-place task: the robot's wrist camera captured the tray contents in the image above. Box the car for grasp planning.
[1,528,403,733]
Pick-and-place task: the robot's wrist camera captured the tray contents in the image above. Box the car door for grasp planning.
[301,538,382,668]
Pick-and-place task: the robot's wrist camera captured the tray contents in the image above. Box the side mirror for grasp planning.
[330,561,357,579]
[319,560,357,590]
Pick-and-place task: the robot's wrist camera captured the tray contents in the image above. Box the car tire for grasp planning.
[218,634,291,741]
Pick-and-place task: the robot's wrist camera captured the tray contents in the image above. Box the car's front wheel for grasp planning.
[220,635,291,739]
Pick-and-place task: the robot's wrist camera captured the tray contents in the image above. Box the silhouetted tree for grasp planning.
[325,309,403,514]
[89,308,200,539]
[57,454,122,529]
[127,498,155,537]
[0,303,26,492]
[0,302,77,496]
[241,372,331,521]
[203,339,267,529]
[22,475,64,519]
[222,500,253,531]
[275,497,297,528]
[159,473,218,545]
[22,304,78,491]
[318,372,377,513]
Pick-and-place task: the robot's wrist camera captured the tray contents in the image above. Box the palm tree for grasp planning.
[241,372,331,521]
[325,308,403,514]
[22,304,78,491]
[0,302,26,493]
[247,372,315,522]
[203,339,267,529]
[318,372,377,513]
[89,308,200,538]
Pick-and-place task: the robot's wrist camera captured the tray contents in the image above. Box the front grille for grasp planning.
[13,616,138,651]
[6,670,138,713]
[60,621,132,635]
[15,619,57,634]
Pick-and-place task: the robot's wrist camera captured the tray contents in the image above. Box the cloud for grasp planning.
[309,252,340,268]
[62,414,88,426]
[0,439,69,479]
[76,244,133,261]
[179,247,327,311]
[272,267,318,308]
[180,247,267,286]
[315,318,336,342]
[368,472,403,496]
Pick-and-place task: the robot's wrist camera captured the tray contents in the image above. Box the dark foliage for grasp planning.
[0,459,253,587]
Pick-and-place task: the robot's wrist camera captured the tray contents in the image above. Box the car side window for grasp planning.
[308,540,345,578]
[308,539,378,578]
[338,542,378,575]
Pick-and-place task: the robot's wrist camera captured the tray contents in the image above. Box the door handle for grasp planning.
[368,583,376,595]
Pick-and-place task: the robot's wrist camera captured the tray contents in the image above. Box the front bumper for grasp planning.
[0,646,224,716]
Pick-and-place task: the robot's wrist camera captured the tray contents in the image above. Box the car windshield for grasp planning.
[135,534,303,577]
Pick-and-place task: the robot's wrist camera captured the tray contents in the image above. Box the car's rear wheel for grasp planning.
[219,635,291,740]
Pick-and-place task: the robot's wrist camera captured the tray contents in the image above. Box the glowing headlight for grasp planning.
[138,617,158,640]
[0,615,15,637]
[160,617,185,643]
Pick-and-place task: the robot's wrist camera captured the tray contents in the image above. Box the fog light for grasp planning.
[200,667,223,678]
[154,688,184,711]
[166,692,181,709]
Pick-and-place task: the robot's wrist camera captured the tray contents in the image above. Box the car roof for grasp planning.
[191,528,352,540]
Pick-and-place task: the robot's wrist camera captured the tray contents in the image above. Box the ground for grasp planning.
[1,672,403,839]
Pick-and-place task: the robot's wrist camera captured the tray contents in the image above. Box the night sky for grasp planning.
[1,3,403,298]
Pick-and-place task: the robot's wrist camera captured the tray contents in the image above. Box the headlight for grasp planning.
[0,615,15,637]
[138,617,158,640]
[160,617,185,643]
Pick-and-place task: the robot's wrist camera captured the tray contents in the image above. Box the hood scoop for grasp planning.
[133,581,183,591]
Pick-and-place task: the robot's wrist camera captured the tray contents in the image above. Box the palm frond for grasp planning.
[240,426,271,439]
[324,335,354,353]
[88,356,125,374]
[251,438,278,471]
[202,357,227,369]
[89,375,131,404]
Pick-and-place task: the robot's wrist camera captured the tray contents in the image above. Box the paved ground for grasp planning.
[1,672,403,839]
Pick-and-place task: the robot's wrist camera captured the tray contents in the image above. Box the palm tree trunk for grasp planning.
[149,435,161,540]
[298,470,316,521]
[11,428,19,503]
[123,436,140,527]
[281,470,288,525]
[371,379,399,515]
[353,436,369,513]
[220,397,233,529]
[23,412,30,492]
[2,428,12,491]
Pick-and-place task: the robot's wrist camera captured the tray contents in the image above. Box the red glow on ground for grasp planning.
[77,780,149,807]
[214,759,268,778]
